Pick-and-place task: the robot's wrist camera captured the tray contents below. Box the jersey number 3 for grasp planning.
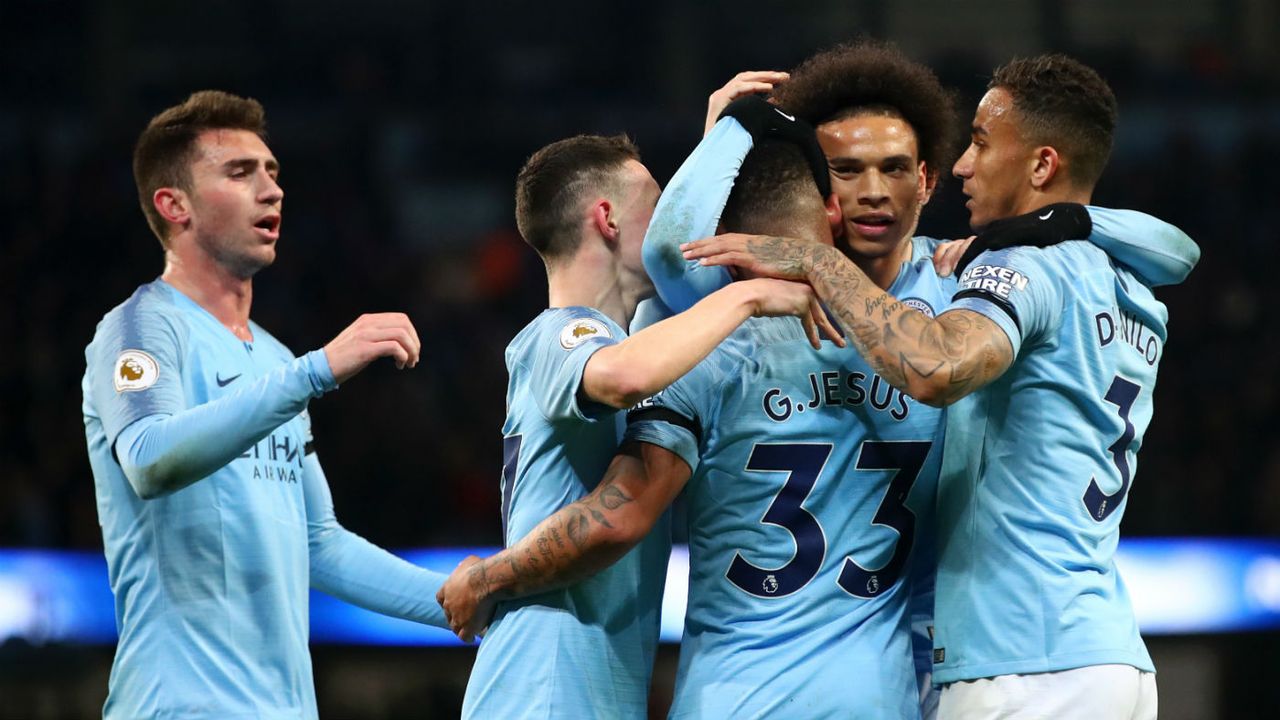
[727,441,930,599]
[1083,376,1141,522]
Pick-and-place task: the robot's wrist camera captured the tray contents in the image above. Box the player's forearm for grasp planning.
[118,350,335,499]
[584,283,760,408]
[302,451,448,628]
[641,119,751,312]
[310,527,449,629]
[1086,207,1200,287]
[470,469,650,602]
[775,239,1004,407]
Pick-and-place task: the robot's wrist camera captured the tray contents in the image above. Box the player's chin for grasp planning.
[845,230,908,259]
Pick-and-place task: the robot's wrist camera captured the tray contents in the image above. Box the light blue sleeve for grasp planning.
[1086,206,1200,287]
[304,449,448,629]
[527,311,621,423]
[622,362,716,472]
[641,119,754,313]
[115,349,337,499]
[949,247,1059,357]
[89,308,188,446]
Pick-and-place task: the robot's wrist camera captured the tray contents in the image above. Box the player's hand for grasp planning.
[682,233,820,282]
[741,278,845,350]
[705,71,790,136]
[932,236,975,277]
[322,312,421,384]
[437,555,496,643]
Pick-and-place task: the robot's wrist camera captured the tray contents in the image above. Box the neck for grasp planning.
[545,250,647,330]
[1018,183,1093,215]
[161,240,255,341]
[851,238,914,291]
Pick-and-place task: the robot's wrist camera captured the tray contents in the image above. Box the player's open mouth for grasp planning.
[253,215,281,240]
[850,213,895,239]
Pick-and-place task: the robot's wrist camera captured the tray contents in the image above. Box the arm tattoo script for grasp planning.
[803,243,1013,406]
[471,467,638,600]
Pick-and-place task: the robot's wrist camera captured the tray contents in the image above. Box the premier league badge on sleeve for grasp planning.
[559,318,612,350]
[113,349,160,392]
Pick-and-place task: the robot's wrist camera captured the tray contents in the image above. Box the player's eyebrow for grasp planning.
[223,157,280,175]
[880,154,913,166]
[971,125,988,136]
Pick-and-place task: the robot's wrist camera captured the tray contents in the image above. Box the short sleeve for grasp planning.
[88,306,187,447]
[949,247,1059,356]
[525,311,622,423]
[622,361,714,473]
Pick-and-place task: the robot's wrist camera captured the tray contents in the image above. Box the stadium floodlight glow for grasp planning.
[0,539,1277,646]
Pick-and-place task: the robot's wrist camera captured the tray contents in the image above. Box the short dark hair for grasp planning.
[721,140,823,235]
[514,134,641,262]
[991,54,1118,188]
[772,39,961,184]
[133,90,268,243]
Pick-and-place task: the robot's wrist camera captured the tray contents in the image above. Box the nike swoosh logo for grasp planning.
[216,373,242,387]
[773,108,796,122]
[1038,210,1054,220]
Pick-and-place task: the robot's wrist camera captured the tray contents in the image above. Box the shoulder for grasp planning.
[511,308,622,358]
[910,235,945,258]
[91,280,185,347]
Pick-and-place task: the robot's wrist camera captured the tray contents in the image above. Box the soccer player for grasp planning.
[441,112,941,714]
[82,90,452,719]
[660,48,971,716]
[682,55,1200,719]
[450,135,837,719]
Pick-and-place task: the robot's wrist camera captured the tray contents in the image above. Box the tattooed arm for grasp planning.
[682,233,1014,407]
[436,442,691,641]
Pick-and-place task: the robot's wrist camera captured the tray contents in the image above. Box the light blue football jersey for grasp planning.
[462,307,670,720]
[626,249,950,717]
[83,279,325,718]
[932,226,1198,684]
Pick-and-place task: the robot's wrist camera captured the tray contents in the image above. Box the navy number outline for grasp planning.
[727,440,930,599]
[1082,376,1141,522]
[837,441,931,598]
[500,434,523,545]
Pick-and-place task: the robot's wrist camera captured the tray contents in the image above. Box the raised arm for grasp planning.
[684,234,1013,407]
[111,313,418,499]
[641,117,754,312]
[437,442,691,641]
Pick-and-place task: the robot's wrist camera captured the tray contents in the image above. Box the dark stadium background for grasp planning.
[2,1,1277,717]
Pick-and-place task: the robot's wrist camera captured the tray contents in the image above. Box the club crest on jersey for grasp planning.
[559,318,611,349]
[958,264,1030,300]
[902,297,935,318]
[113,349,159,392]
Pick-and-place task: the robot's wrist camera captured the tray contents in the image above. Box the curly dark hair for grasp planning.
[991,54,1117,188]
[771,39,961,183]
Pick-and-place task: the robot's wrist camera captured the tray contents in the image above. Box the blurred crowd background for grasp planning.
[2,0,1277,717]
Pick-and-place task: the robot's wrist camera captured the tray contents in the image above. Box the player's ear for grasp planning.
[591,198,619,243]
[919,161,935,205]
[1029,146,1061,190]
[154,187,191,228]
[824,193,844,239]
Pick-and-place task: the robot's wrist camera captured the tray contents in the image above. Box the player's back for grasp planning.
[935,240,1171,683]
[82,279,316,718]
[630,314,943,719]
[462,307,669,720]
